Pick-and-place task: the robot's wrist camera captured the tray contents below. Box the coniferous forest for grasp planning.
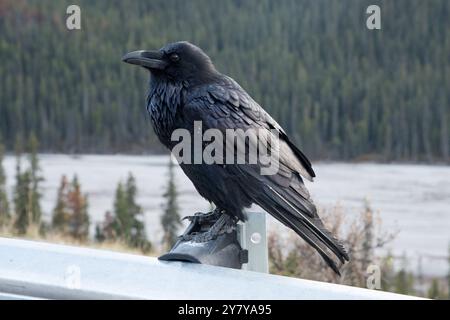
[0,0,449,161]
[0,1,450,298]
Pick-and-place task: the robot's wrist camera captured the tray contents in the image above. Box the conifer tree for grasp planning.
[161,159,181,250]
[110,173,151,251]
[27,133,42,224]
[52,175,70,232]
[13,135,44,234]
[394,254,415,295]
[13,137,30,235]
[124,174,148,249]
[51,175,89,240]
[94,224,105,242]
[14,169,31,235]
[95,211,116,242]
[416,256,425,297]
[0,140,10,227]
[113,181,129,236]
[428,278,444,300]
[447,243,450,299]
[68,175,89,240]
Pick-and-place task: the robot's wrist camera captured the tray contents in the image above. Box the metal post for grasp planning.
[238,212,268,273]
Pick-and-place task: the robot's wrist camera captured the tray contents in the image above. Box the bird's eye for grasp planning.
[170,53,180,62]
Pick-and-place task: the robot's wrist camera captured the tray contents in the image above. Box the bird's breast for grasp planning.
[146,82,184,147]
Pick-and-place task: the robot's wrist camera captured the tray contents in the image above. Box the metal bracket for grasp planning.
[238,212,268,273]
[159,211,269,272]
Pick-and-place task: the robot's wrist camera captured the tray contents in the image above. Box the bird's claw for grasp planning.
[181,212,238,243]
[182,209,222,224]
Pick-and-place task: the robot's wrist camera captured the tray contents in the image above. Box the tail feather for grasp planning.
[268,186,349,262]
[257,185,349,274]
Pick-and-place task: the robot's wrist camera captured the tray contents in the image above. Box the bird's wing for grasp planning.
[183,78,349,274]
[198,77,315,181]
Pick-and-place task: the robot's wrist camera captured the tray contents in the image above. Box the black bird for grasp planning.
[123,41,349,274]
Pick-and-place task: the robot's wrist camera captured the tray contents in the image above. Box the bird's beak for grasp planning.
[122,50,168,70]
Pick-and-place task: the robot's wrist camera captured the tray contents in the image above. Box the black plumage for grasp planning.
[123,41,349,274]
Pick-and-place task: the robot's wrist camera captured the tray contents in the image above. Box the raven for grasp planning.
[123,41,349,274]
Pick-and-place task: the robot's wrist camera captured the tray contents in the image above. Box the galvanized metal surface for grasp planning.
[0,237,420,300]
[238,212,269,273]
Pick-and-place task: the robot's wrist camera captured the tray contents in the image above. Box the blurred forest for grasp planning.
[0,0,449,161]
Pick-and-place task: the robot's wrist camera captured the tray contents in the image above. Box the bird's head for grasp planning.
[122,41,217,83]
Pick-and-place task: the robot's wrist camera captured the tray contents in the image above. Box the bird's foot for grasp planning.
[181,211,238,243]
[182,209,221,225]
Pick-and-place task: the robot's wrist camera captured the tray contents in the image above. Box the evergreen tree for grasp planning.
[13,138,31,235]
[110,173,151,251]
[394,254,415,295]
[27,133,42,224]
[12,135,43,234]
[113,181,129,237]
[52,175,70,231]
[68,175,89,240]
[94,224,105,242]
[95,211,116,242]
[416,256,425,297]
[161,159,181,250]
[13,169,31,235]
[124,174,148,249]
[51,174,89,240]
[428,278,444,300]
[447,243,450,299]
[0,140,10,227]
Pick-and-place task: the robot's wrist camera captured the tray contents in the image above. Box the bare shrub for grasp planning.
[269,201,397,288]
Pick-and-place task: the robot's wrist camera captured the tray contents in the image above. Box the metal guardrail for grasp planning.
[0,237,421,300]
